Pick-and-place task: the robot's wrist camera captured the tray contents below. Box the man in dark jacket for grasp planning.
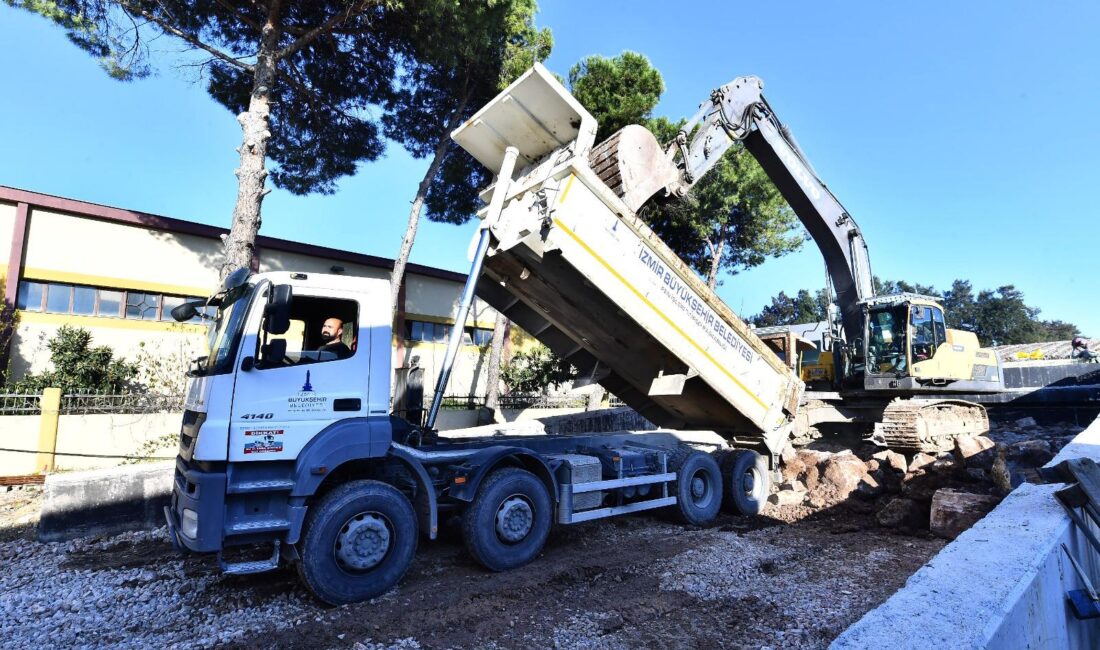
[318,317,352,360]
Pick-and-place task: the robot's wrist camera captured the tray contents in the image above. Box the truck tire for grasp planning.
[297,480,418,606]
[721,449,770,516]
[462,467,552,572]
[669,448,722,526]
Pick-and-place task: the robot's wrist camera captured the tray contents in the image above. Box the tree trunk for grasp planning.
[484,314,509,411]
[389,93,470,316]
[220,3,284,280]
[706,232,726,290]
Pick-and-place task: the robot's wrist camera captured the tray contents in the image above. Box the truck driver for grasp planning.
[318,317,352,360]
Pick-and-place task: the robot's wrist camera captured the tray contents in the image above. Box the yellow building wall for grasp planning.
[406,275,494,327]
[258,249,390,281]
[3,199,521,400]
[23,207,219,294]
[0,201,15,289]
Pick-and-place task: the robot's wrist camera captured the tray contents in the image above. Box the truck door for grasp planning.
[227,284,370,462]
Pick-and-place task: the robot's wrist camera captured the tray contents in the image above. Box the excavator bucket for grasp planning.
[588,124,682,213]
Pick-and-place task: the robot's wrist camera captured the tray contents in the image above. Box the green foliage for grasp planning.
[132,330,202,395]
[873,276,940,297]
[759,279,1081,347]
[567,51,803,286]
[10,0,402,195]
[941,281,1078,346]
[1,280,17,384]
[568,51,663,142]
[384,0,553,225]
[752,289,829,327]
[4,0,151,80]
[10,325,139,393]
[651,145,804,286]
[501,345,576,395]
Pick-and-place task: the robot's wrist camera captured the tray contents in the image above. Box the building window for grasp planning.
[45,283,73,314]
[467,326,493,346]
[15,281,45,311]
[404,319,493,346]
[125,292,160,320]
[14,280,203,323]
[72,286,96,316]
[98,289,123,317]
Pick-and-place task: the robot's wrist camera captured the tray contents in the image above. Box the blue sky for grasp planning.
[1,1,1097,335]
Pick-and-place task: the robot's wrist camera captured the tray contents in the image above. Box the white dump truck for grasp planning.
[162,65,806,605]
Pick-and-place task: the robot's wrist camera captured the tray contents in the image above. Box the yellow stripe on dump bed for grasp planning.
[550,215,769,413]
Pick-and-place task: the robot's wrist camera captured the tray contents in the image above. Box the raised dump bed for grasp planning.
[454,64,802,455]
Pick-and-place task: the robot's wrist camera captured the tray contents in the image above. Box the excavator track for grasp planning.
[871,398,990,453]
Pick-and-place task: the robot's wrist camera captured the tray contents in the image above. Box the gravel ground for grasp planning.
[0,485,944,650]
[6,417,1079,649]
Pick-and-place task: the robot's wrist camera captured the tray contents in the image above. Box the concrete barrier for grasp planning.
[37,461,173,543]
[833,416,1100,649]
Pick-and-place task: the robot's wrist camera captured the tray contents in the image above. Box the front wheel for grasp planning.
[297,480,418,605]
[462,467,552,572]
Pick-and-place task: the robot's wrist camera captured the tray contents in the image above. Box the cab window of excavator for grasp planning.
[867,307,906,374]
[931,307,947,348]
[909,305,936,363]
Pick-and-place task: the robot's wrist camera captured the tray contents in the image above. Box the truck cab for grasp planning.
[169,269,398,556]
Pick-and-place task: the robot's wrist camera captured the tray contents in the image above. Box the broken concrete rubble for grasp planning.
[876,497,927,529]
[907,452,937,474]
[955,434,996,470]
[929,489,1002,539]
[768,422,1082,537]
[872,449,908,474]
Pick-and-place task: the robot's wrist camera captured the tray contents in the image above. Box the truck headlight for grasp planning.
[181,508,199,538]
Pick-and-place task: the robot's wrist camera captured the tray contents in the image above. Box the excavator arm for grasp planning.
[672,76,874,345]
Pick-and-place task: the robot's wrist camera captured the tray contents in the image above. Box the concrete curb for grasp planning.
[832,416,1100,649]
[37,461,174,543]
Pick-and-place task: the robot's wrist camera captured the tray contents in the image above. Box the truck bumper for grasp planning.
[166,456,227,553]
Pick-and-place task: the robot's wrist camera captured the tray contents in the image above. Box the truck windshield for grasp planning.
[203,284,254,376]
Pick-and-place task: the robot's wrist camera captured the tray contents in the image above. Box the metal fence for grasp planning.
[0,391,185,415]
[498,394,589,409]
[0,392,42,415]
[59,391,185,415]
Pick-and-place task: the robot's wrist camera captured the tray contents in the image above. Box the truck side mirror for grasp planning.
[263,284,293,335]
[171,300,204,323]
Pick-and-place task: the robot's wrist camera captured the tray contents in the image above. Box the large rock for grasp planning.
[796,448,834,466]
[1014,416,1038,428]
[954,435,997,470]
[821,452,869,498]
[781,456,807,483]
[929,489,1002,539]
[908,452,937,473]
[872,449,908,474]
[1007,439,1055,467]
[769,489,807,507]
[876,497,928,529]
[855,474,884,499]
[901,472,944,501]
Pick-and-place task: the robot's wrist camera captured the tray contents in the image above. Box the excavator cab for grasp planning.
[850,293,1001,393]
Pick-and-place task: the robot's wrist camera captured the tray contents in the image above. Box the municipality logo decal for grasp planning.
[301,370,314,392]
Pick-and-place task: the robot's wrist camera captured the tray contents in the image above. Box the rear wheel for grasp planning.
[462,467,552,572]
[669,448,722,526]
[297,480,418,605]
[721,449,770,515]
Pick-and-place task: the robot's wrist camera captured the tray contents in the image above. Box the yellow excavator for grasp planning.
[590,76,1001,451]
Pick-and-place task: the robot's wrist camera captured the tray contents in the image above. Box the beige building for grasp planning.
[0,186,507,399]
